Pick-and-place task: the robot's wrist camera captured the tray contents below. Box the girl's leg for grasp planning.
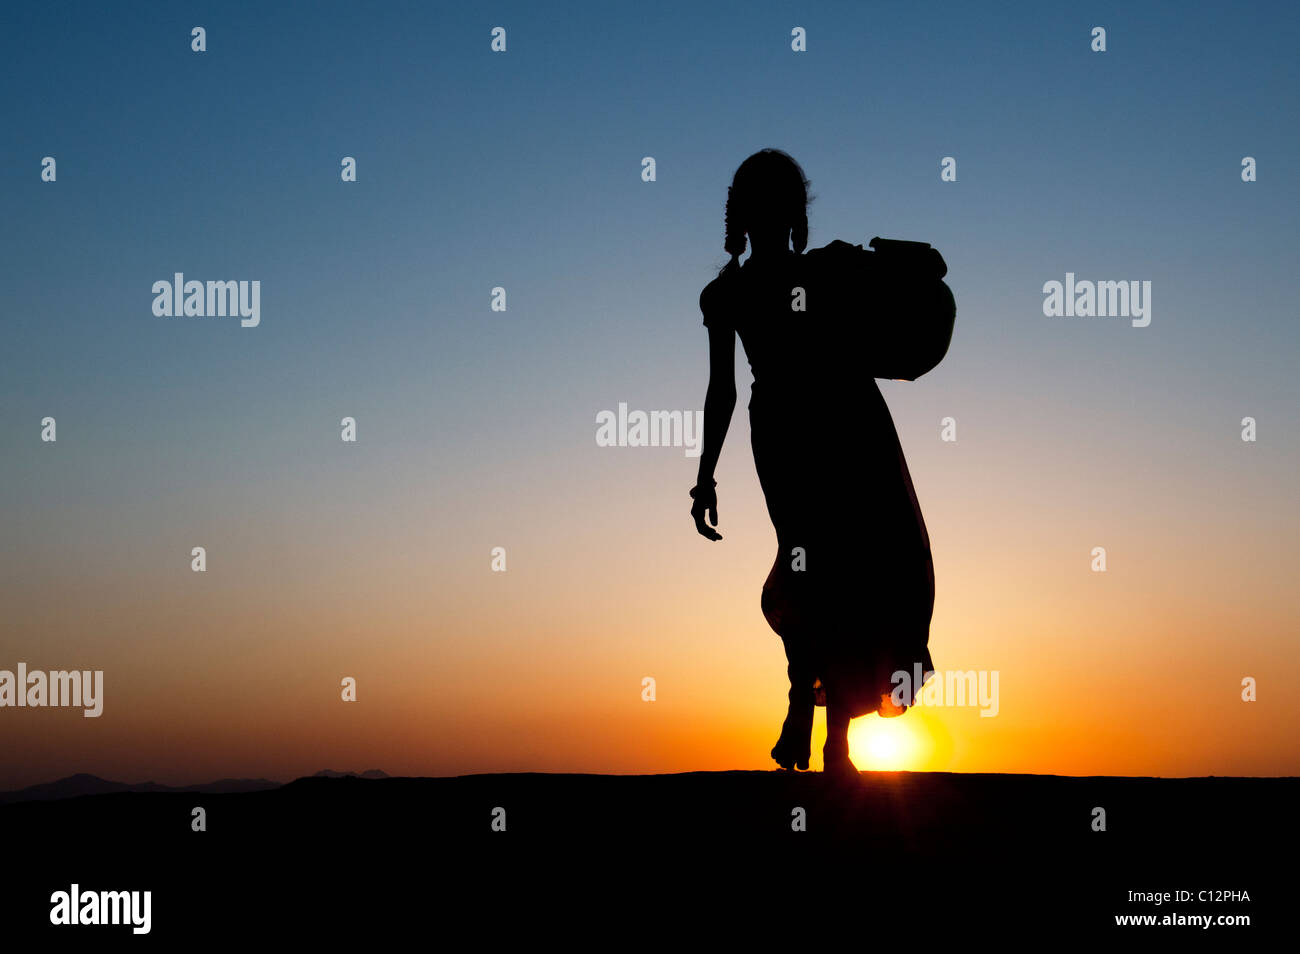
[823,697,856,777]
[771,634,814,770]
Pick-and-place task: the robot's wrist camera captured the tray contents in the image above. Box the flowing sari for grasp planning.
[700,239,954,717]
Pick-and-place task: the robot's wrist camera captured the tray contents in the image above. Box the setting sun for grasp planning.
[848,715,920,771]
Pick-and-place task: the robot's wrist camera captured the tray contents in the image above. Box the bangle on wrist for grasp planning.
[689,479,716,498]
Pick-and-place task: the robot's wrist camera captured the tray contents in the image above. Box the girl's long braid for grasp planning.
[723,185,746,276]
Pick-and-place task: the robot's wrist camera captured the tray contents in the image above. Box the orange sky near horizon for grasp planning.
[3,370,1296,788]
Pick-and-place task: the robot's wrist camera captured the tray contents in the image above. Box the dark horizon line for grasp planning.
[3,766,1296,804]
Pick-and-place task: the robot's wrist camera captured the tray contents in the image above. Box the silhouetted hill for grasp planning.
[2,770,1291,938]
[311,769,389,779]
[0,773,280,804]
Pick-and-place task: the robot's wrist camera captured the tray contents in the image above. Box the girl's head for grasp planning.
[722,149,812,270]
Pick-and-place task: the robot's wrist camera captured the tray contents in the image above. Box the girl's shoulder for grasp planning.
[699,267,742,326]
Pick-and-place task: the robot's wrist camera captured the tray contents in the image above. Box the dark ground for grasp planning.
[2,770,1292,940]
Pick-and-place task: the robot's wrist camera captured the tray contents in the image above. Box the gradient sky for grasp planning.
[1,1,1297,788]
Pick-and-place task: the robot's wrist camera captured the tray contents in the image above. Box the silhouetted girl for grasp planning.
[691,149,955,776]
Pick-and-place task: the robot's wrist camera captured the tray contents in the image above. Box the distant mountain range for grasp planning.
[0,769,389,804]
[312,769,390,780]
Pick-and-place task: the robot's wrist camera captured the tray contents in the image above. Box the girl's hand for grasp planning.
[690,483,722,541]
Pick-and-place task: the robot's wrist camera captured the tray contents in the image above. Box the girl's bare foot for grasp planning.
[771,692,813,770]
[823,701,858,779]
[822,736,858,779]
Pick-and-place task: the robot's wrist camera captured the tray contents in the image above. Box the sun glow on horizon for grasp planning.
[848,714,923,771]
